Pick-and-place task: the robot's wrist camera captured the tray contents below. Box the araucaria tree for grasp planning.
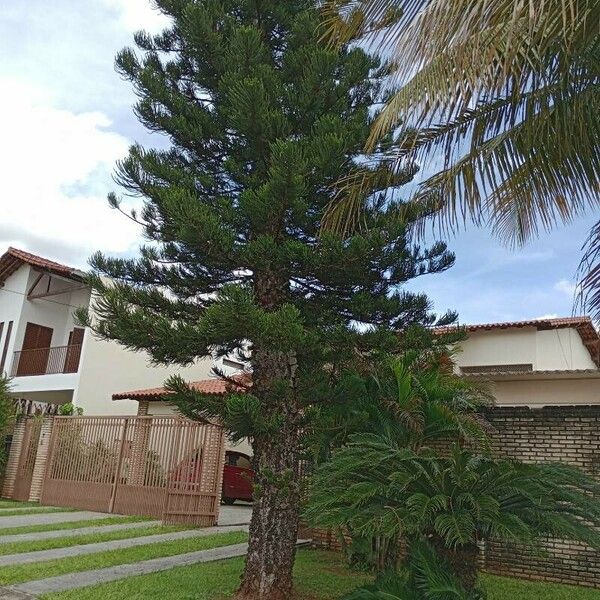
[82,1,455,598]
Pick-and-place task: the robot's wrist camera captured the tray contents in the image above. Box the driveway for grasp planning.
[218,503,252,526]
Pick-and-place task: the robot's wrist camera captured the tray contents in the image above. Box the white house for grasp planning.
[0,247,216,415]
[441,317,600,406]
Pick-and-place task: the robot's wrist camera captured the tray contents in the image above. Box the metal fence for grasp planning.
[11,344,82,377]
[40,416,226,526]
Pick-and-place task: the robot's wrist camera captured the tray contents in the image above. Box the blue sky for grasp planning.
[0,0,595,324]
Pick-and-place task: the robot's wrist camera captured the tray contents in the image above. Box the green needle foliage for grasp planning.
[78,1,456,597]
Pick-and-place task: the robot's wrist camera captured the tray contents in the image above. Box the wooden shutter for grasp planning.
[63,328,84,373]
[17,323,53,376]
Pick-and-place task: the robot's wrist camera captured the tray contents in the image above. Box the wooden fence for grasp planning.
[40,416,226,526]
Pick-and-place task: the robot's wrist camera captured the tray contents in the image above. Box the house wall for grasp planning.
[455,327,596,371]
[75,335,216,415]
[11,269,91,358]
[0,266,30,375]
[491,377,600,406]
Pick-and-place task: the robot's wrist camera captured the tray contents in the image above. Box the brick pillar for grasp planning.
[2,416,26,499]
[199,425,226,525]
[128,418,151,486]
[28,416,54,502]
[137,401,149,416]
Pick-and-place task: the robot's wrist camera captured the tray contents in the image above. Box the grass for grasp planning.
[40,550,600,600]
[43,550,369,600]
[0,500,38,509]
[0,530,248,585]
[0,515,151,536]
[0,524,189,556]
[484,574,600,599]
[0,506,77,517]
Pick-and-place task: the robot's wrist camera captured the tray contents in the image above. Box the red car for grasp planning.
[222,450,254,505]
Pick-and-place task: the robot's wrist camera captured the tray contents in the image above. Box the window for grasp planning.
[236,455,252,469]
[223,358,245,370]
[461,363,533,375]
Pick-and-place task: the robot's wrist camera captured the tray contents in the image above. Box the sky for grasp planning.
[0,0,596,325]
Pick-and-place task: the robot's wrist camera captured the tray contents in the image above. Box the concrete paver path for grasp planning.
[0,525,249,566]
[11,539,310,596]
[218,504,252,526]
[0,520,162,545]
[0,586,35,599]
[13,542,250,595]
[0,511,109,529]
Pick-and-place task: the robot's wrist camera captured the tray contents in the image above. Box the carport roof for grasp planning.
[112,374,251,401]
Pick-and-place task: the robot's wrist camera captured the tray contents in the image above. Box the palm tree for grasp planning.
[306,348,491,570]
[322,0,600,255]
[305,435,600,594]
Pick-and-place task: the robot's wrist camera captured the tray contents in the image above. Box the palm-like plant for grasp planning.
[306,349,491,570]
[308,348,491,463]
[343,540,482,599]
[322,0,600,247]
[305,435,600,593]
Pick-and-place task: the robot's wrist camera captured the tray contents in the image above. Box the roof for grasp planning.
[435,316,594,334]
[464,368,600,380]
[112,374,251,401]
[436,316,600,367]
[0,247,85,285]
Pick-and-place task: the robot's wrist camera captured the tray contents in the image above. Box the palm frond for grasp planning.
[577,219,600,322]
[321,0,600,244]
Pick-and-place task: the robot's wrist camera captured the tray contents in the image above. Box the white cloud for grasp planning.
[554,279,576,298]
[0,79,141,268]
[534,313,559,320]
[100,0,171,33]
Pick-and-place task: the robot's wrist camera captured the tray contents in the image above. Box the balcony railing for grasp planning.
[11,345,82,377]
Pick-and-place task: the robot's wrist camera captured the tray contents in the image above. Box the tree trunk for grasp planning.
[431,537,480,592]
[236,434,301,599]
[236,273,301,599]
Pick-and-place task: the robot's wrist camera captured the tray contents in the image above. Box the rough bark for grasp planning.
[431,536,480,592]
[236,272,302,599]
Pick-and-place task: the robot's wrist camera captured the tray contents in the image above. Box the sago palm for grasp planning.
[322,0,600,248]
[305,435,600,593]
[307,349,491,462]
[305,349,491,570]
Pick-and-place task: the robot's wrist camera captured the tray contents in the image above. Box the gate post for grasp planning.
[1,416,26,499]
[28,416,54,502]
[108,418,128,514]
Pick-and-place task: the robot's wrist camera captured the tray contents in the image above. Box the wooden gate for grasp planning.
[13,418,42,501]
[40,416,226,526]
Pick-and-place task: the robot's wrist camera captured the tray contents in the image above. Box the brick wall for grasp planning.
[482,405,600,588]
[1,416,25,499]
[28,416,54,502]
[307,405,600,588]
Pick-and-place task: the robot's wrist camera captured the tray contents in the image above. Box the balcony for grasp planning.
[11,345,82,377]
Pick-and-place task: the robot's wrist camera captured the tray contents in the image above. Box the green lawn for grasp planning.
[0,506,77,517]
[0,524,188,556]
[41,550,600,600]
[0,530,248,585]
[0,515,151,536]
[484,574,600,599]
[0,500,38,509]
